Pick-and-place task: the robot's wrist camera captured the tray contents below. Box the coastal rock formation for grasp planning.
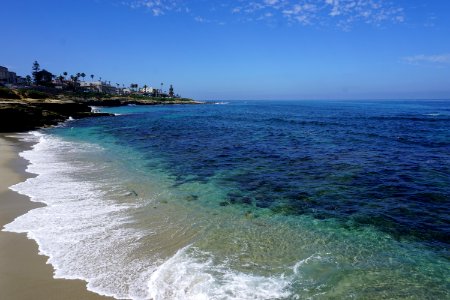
[0,100,112,132]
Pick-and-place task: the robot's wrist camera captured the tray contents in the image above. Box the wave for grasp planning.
[148,246,292,300]
[90,106,101,112]
[2,132,297,299]
[3,133,152,299]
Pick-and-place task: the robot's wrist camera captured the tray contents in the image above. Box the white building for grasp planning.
[139,86,160,95]
[140,86,158,93]
[80,81,117,94]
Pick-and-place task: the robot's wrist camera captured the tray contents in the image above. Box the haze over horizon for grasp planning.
[1,0,450,100]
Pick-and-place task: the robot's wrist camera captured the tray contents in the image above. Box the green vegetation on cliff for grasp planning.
[0,87,21,99]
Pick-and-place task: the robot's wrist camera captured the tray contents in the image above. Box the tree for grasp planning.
[25,75,32,86]
[32,61,40,84]
[68,75,80,91]
[63,72,68,79]
[90,74,94,81]
[143,84,148,93]
[130,83,138,92]
[81,73,86,81]
[169,84,174,97]
[34,69,54,87]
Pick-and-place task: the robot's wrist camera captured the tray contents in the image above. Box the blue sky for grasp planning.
[1,0,449,100]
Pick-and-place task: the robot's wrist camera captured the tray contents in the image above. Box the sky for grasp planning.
[1,0,450,100]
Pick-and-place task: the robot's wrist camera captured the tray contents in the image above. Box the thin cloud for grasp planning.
[234,0,404,28]
[403,53,450,65]
[126,0,186,16]
[124,0,405,29]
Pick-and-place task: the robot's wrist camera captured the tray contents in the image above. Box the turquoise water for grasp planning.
[5,100,450,299]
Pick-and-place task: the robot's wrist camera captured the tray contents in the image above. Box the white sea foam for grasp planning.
[148,246,292,300]
[3,133,155,299]
[90,106,101,112]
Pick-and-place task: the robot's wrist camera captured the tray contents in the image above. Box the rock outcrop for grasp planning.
[0,100,113,132]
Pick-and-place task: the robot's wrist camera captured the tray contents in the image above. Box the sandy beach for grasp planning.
[0,134,112,300]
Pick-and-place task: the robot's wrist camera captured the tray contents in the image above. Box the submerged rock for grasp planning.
[185,195,199,202]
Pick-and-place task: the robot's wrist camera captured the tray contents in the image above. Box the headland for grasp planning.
[1,61,202,132]
[0,87,201,132]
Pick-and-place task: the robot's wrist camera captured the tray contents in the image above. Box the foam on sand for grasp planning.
[3,133,152,299]
[148,246,292,300]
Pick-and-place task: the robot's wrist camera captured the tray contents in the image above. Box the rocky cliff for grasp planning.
[0,100,112,132]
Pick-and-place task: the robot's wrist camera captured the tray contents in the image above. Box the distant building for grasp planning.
[140,86,153,93]
[0,66,18,84]
[0,66,7,82]
[0,66,9,84]
[52,77,66,89]
[80,81,118,94]
[16,76,26,85]
[8,72,17,84]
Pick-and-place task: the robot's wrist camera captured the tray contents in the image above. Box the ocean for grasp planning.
[4,100,450,299]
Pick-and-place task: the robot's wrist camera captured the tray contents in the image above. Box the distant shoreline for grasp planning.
[0,86,203,133]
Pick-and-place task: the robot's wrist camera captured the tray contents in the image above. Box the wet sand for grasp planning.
[0,134,113,300]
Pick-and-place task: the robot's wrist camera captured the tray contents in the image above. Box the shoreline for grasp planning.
[0,97,203,133]
[0,134,112,300]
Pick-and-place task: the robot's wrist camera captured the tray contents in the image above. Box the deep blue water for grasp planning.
[84,100,450,253]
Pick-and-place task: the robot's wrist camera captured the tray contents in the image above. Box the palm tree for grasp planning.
[63,72,68,79]
[81,73,86,81]
[90,74,94,81]
[70,75,78,91]
[143,84,148,93]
